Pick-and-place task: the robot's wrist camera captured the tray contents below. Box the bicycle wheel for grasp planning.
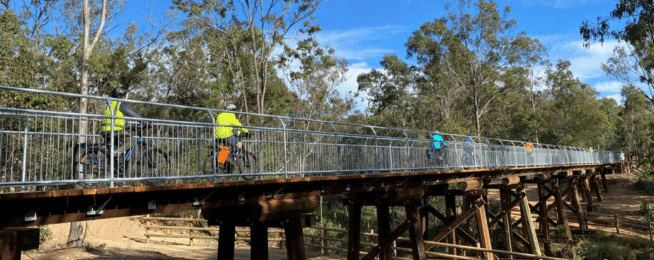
[128,147,170,179]
[235,151,257,180]
[73,144,107,181]
[145,147,171,178]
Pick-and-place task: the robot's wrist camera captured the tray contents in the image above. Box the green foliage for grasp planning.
[581,0,654,105]
[39,227,52,244]
[634,171,654,196]
[578,231,654,260]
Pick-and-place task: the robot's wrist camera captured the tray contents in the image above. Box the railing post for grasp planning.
[278,117,289,178]
[21,117,29,188]
[106,99,115,188]
[207,110,217,176]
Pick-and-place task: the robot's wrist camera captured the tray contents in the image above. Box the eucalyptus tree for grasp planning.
[405,0,546,136]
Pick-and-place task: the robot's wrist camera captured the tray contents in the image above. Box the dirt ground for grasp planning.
[487,171,654,239]
[22,172,653,259]
[22,216,337,260]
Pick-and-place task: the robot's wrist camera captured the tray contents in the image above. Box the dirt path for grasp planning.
[22,216,337,259]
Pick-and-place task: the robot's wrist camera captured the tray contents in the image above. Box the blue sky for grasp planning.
[124,0,625,104]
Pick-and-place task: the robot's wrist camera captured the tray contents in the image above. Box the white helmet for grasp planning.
[226,104,237,111]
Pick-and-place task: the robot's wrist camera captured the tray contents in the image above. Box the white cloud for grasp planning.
[339,62,374,112]
[593,81,624,93]
[547,40,625,81]
[316,25,406,61]
[603,94,623,104]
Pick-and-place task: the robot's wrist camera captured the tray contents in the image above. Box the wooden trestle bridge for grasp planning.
[0,163,624,260]
[0,86,627,259]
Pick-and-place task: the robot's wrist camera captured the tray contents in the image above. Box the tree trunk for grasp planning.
[69,0,107,246]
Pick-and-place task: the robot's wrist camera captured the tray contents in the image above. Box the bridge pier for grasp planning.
[202,197,317,260]
[486,179,541,257]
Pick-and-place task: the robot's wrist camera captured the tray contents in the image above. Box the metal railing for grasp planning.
[0,86,623,189]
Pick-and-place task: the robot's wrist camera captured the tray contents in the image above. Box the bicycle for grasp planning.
[207,130,257,180]
[73,124,170,185]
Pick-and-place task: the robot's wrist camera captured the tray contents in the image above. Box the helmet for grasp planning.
[111,88,129,98]
[432,130,440,135]
[225,104,237,111]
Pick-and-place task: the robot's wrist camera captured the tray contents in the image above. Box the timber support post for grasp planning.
[377,200,392,260]
[499,187,514,258]
[284,216,307,260]
[0,230,24,260]
[517,185,541,256]
[537,180,552,256]
[406,200,426,260]
[445,192,458,256]
[347,200,362,260]
[251,221,269,260]
[570,175,587,233]
[468,190,494,260]
[217,221,235,260]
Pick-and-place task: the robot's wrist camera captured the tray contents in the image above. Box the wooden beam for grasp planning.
[377,201,392,260]
[537,182,552,256]
[0,230,22,260]
[426,205,479,246]
[426,198,485,251]
[218,222,235,260]
[284,217,306,260]
[347,202,362,260]
[474,197,494,260]
[251,222,269,260]
[569,177,586,233]
[500,188,513,259]
[518,187,542,256]
[489,192,525,229]
[446,193,458,256]
[582,176,594,212]
[362,220,412,260]
[406,202,427,260]
[591,176,603,202]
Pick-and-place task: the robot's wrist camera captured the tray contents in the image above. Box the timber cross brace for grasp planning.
[341,168,615,260]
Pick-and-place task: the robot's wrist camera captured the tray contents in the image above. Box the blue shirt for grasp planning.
[463,136,474,152]
[432,134,447,149]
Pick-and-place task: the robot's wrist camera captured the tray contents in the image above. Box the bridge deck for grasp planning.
[0,163,614,229]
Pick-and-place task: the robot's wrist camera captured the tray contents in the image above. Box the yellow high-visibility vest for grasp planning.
[101,101,125,132]
[214,112,248,139]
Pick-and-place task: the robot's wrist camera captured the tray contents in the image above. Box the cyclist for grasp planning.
[215,104,249,155]
[427,130,447,166]
[100,88,144,149]
[463,134,474,166]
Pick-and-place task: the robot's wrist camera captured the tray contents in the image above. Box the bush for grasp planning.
[578,231,654,260]
[635,173,654,196]
[40,227,52,244]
